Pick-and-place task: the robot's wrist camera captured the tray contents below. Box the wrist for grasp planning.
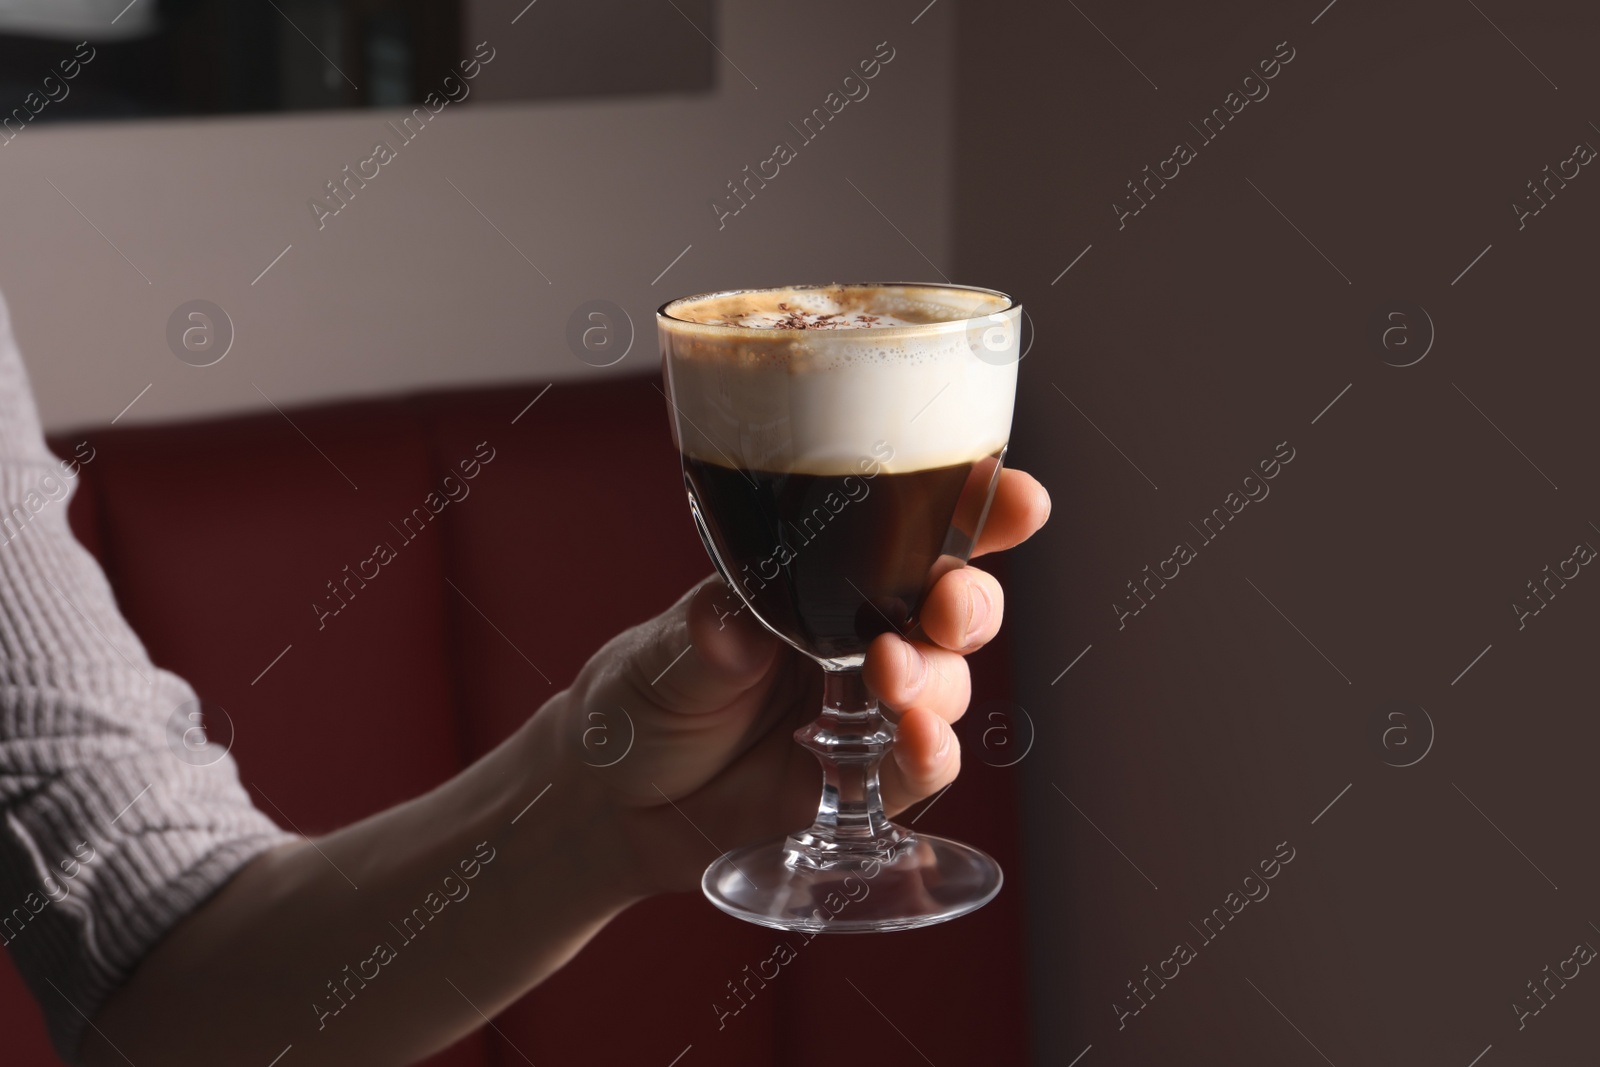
[497,691,649,915]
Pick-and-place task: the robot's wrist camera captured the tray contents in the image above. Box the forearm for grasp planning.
[82,692,638,1066]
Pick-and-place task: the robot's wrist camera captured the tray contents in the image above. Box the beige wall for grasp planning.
[2,2,952,433]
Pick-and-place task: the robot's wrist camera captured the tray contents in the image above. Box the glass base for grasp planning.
[702,830,1002,933]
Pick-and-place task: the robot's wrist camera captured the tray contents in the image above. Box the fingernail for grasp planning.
[901,639,927,691]
[965,581,992,644]
[935,722,952,760]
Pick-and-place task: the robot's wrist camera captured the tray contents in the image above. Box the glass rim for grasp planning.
[656,281,1019,336]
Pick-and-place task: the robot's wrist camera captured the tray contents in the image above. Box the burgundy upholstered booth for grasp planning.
[1,374,1027,1065]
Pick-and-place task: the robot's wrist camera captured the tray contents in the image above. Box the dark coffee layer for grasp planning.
[686,452,1004,659]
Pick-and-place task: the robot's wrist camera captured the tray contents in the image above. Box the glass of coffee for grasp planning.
[658,282,1019,932]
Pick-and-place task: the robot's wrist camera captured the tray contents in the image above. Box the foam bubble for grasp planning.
[659,284,1018,475]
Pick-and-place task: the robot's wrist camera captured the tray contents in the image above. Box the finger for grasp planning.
[863,632,971,726]
[918,566,1004,654]
[972,468,1051,558]
[616,577,778,716]
[880,706,960,814]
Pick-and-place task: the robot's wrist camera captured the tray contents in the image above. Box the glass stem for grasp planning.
[787,667,911,868]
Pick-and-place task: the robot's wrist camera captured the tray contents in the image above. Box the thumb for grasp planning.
[617,577,779,716]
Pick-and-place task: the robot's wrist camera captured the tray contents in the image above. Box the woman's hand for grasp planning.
[550,468,1051,897]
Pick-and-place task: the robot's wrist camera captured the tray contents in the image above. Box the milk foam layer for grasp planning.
[660,284,1018,476]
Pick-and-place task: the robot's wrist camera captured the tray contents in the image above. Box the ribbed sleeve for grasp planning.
[0,293,297,1061]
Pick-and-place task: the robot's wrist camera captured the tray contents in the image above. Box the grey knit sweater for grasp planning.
[0,294,296,1060]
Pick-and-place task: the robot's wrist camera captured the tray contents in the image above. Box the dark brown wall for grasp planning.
[955,1,1600,1062]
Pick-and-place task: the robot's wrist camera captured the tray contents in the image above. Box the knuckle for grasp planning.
[617,627,688,709]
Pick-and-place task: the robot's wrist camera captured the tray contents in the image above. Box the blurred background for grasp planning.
[3,0,1600,1064]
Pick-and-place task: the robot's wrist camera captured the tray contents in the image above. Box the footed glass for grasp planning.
[658,282,1020,932]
